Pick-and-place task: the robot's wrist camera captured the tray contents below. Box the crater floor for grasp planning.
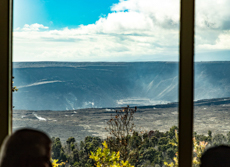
[13,103,230,143]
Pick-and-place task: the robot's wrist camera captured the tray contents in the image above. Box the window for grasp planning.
[0,0,195,166]
[194,0,230,147]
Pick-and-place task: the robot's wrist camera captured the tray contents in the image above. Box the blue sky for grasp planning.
[14,0,119,29]
[13,0,230,62]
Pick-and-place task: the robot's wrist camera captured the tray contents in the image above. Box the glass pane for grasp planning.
[194,0,230,165]
[13,0,179,166]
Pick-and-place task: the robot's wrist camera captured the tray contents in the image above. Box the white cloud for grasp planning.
[13,0,230,62]
[111,0,179,28]
[198,31,230,50]
[194,0,230,52]
[20,23,49,31]
[196,0,230,30]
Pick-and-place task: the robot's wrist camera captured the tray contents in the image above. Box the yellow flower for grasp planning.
[90,141,134,167]
[51,158,65,167]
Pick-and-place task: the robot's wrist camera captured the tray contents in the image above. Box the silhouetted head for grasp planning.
[0,129,52,167]
[200,145,230,167]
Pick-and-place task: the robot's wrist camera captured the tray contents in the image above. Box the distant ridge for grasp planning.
[136,97,230,109]
[13,97,230,113]
[13,61,178,68]
[13,61,230,68]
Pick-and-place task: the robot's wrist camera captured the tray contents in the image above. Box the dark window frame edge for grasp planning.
[0,0,13,145]
[179,0,195,166]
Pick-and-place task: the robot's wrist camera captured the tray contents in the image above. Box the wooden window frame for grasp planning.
[0,0,13,145]
[0,0,195,166]
[179,0,194,166]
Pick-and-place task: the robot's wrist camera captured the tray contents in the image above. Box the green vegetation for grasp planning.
[51,127,228,167]
[51,106,229,167]
[90,141,134,167]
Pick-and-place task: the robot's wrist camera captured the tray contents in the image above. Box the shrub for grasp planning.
[90,141,134,167]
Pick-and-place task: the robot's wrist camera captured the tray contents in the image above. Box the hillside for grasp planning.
[13,61,230,110]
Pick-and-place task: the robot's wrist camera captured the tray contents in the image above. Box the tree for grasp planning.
[52,137,63,159]
[208,130,212,138]
[150,136,158,147]
[130,132,142,149]
[66,137,76,152]
[166,148,176,160]
[106,106,137,161]
[158,137,169,145]
[142,148,158,163]
[80,141,85,151]
[168,126,178,139]
[73,149,79,163]
[66,137,76,144]
[212,134,227,145]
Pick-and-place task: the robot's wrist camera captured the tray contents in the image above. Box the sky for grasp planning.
[13,0,230,62]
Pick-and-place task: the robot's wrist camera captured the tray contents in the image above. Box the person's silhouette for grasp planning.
[200,145,230,167]
[0,129,52,167]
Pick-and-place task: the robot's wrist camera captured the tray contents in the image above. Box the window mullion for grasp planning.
[0,0,13,146]
[179,0,195,166]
